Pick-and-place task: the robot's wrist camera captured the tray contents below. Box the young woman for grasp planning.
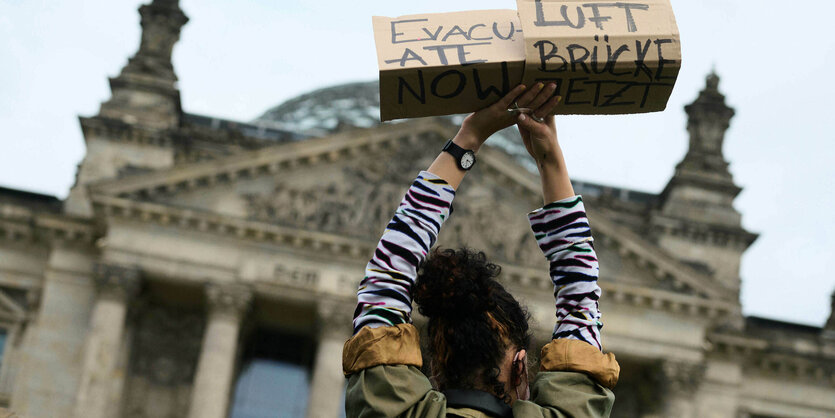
[342,83,619,417]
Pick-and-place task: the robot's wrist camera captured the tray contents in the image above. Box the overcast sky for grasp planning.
[1,0,833,326]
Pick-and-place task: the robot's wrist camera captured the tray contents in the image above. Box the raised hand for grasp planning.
[512,82,563,169]
[512,82,574,204]
[456,84,528,151]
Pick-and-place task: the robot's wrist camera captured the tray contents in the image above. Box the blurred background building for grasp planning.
[0,0,833,417]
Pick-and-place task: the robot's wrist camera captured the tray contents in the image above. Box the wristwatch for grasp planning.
[442,139,476,171]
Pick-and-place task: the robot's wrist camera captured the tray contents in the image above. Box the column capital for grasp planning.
[93,263,141,301]
[660,359,706,395]
[205,283,253,320]
[316,299,353,338]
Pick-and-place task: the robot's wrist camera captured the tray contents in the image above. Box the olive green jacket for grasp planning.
[343,324,620,418]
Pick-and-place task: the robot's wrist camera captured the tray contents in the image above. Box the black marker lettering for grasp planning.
[534,40,568,72]
[607,43,631,76]
[638,82,651,107]
[473,61,511,100]
[423,45,454,65]
[431,70,467,99]
[616,3,650,32]
[565,77,592,105]
[423,43,489,65]
[590,36,604,74]
[590,35,631,76]
[653,38,676,80]
[385,48,428,67]
[601,81,637,107]
[583,3,613,30]
[468,23,492,41]
[535,1,586,29]
[457,42,490,65]
[442,25,470,42]
[638,81,672,107]
[567,44,591,73]
[421,26,443,41]
[584,79,605,106]
[633,39,653,80]
[492,21,516,40]
[391,19,429,44]
[398,71,426,104]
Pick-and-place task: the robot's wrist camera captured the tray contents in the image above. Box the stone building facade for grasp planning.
[1,0,834,417]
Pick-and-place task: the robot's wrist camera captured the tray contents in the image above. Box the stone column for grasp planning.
[187,283,253,418]
[659,360,706,418]
[74,263,141,418]
[306,301,353,418]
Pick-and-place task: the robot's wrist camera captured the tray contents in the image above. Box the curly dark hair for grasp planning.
[413,247,531,403]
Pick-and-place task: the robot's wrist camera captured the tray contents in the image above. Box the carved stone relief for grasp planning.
[244,141,429,239]
[122,304,204,418]
[439,183,544,267]
[243,141,545,267]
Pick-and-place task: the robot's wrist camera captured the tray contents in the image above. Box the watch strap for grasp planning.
[442,140,476,170]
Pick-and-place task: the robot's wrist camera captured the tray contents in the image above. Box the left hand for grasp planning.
[456,84,528,150]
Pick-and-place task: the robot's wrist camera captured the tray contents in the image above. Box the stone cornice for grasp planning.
[0,204,97,247]
[665,167,742,197]
[34,213,98,246]
[90,194,378,261]
[708,331,835,386]
[79,116,172,147]
[500,264,736,320]
[746,353,835,386]
[651,214,759,249]
[89,190,737,319]
[89,119,456,198]
[0,218,34,243]
[604,281,735,318]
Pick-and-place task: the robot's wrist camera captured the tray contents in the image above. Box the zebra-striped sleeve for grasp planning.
[352,171,456,334]
[528,196,604,350]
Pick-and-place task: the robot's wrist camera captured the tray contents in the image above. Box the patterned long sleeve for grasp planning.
[528,196,603,350]
[352,171,456,334]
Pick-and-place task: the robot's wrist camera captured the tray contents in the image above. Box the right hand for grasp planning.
[457,84,528,150]
[513,82,562,168]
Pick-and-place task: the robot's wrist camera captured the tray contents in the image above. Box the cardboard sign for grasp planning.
[517,0,681,114]
[372,1,680,120]
[373,10,526,121]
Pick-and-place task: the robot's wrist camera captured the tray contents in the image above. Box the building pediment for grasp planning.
[87,119,735,305]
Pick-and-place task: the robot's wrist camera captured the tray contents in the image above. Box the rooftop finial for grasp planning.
[97,0,189,129]
[706,72,720,91]
[128,0,189,80]
[677,71,736,176]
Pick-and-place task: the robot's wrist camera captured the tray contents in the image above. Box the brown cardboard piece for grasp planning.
[373,10,526,121]
[516,0,680,114]
[373,1,680,120]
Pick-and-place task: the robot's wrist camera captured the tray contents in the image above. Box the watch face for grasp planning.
[461,152,475,169]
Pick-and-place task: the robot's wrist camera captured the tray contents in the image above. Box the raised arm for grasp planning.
[351,85,527,334]
[345,87,538,417]
[515,92,603,350]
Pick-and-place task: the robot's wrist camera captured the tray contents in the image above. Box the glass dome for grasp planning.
[252,81,532,169]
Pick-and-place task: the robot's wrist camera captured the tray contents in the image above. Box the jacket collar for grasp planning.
[443,389,513,418]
